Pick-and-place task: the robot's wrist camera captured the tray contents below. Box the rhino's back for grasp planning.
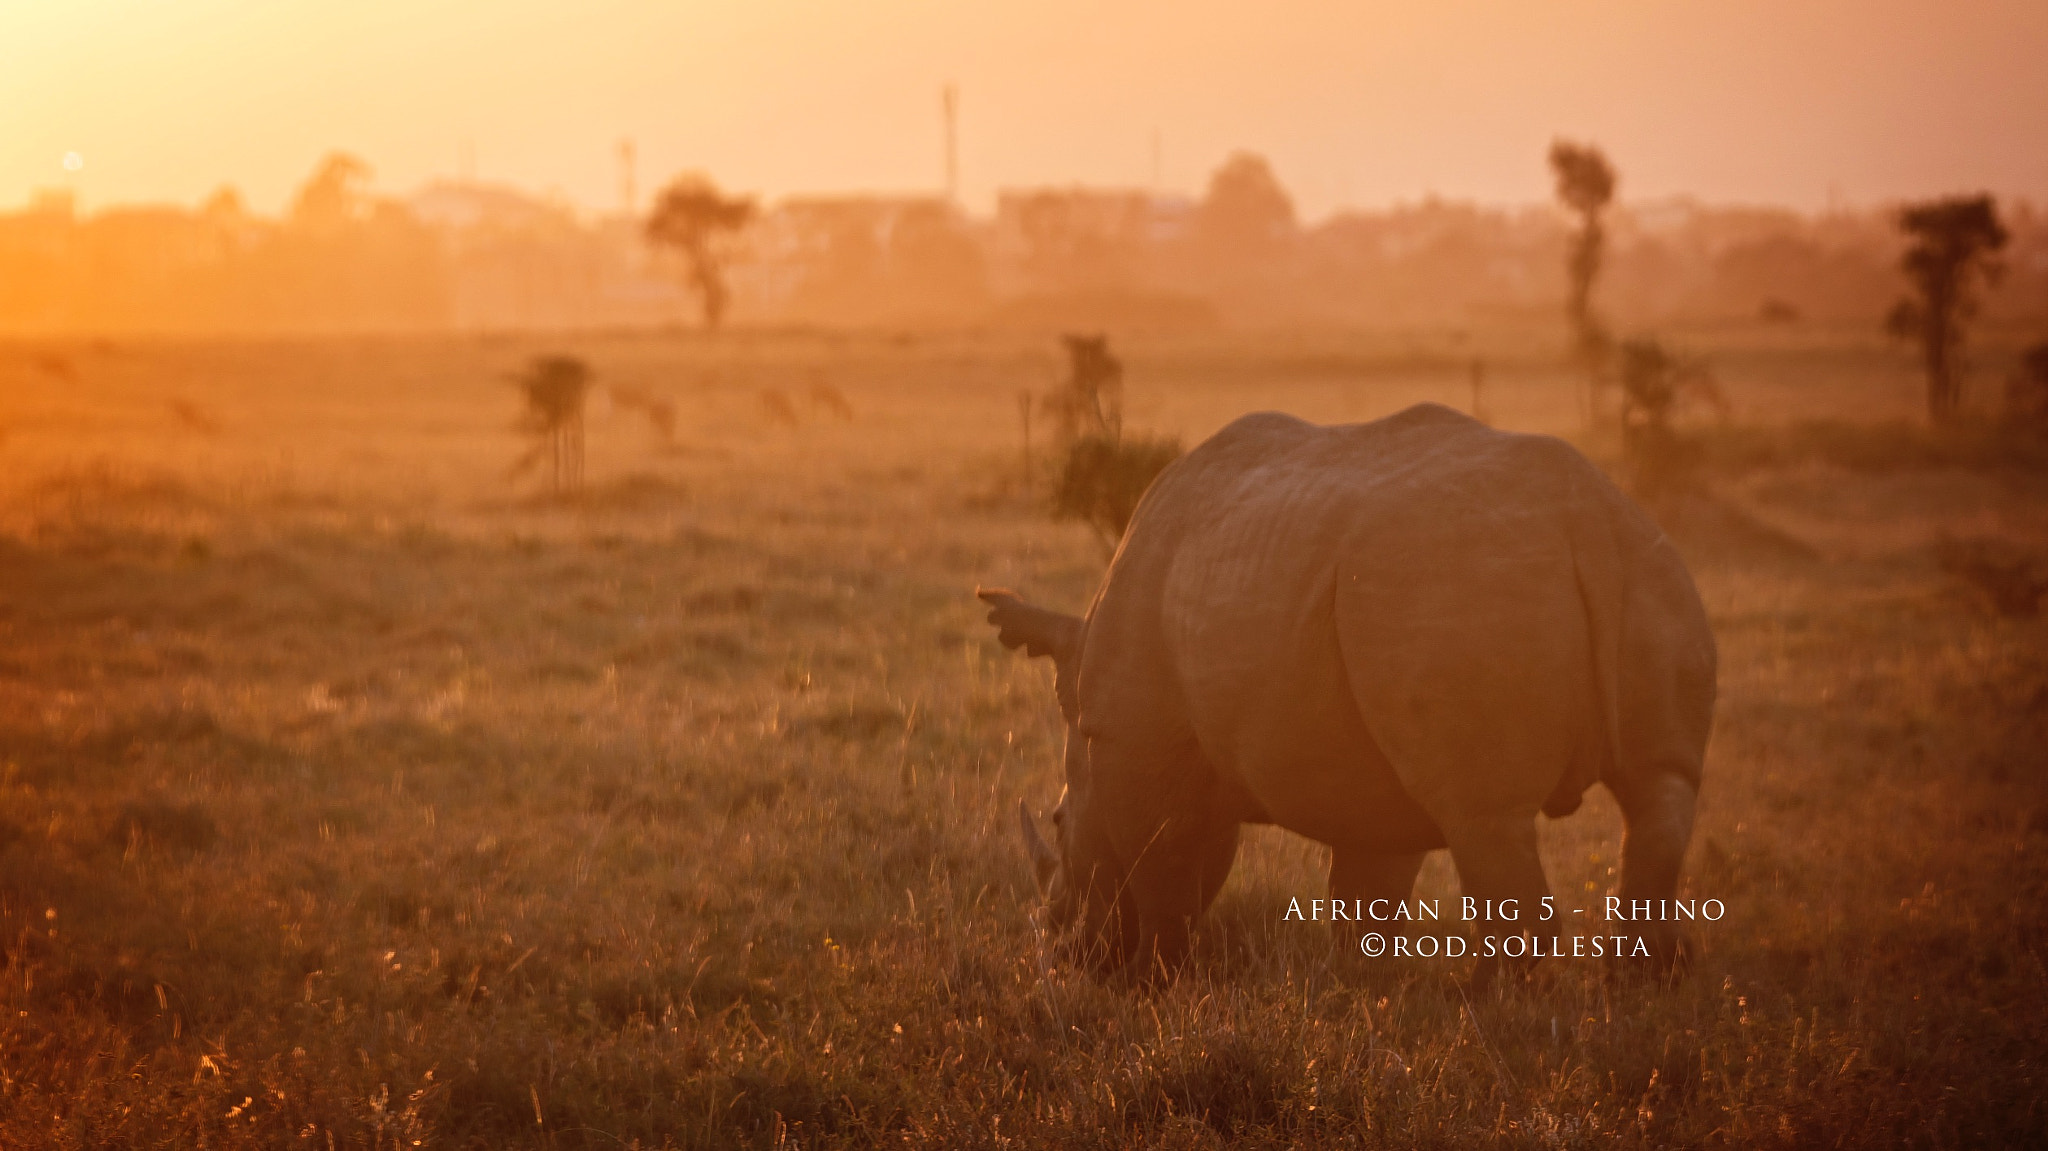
[1083,404,1648,846]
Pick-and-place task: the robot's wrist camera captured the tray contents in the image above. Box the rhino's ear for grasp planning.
[976,587,1083,719]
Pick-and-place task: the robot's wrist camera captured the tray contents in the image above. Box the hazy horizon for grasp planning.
[8,0,2047,220]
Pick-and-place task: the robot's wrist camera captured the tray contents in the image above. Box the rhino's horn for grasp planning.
[1018,799,1058,894]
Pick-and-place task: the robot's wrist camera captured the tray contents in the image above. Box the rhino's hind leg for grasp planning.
[1610,771,1699,974]
[1442,813,1552,990]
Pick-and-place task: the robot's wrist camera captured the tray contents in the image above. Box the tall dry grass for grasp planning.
[0,329,2041,1147]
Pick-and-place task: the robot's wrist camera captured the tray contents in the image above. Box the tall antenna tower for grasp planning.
[941,84,959,205]
[617,138,638,216]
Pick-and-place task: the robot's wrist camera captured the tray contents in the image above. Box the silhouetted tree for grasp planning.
[291,153,374,234]
[1884,194,2008,422]
[1052,433,1182,551]
[1549,140,1617,419]
[1617,336,1727,495]
[1196,152,1297,253]
[1041,335,1179,550]
[275,154,449,328]
[1046,334,1124,444]
[510,355,590,495]
[645,175,757,329]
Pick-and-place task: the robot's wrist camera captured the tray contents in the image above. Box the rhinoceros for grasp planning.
[982,404,1714,977]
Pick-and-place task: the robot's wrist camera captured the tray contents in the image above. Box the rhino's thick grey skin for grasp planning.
[983,404,1715,982]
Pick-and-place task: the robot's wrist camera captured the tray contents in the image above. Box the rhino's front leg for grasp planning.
[1610,770,1699,973]
[1121,811,1239,979]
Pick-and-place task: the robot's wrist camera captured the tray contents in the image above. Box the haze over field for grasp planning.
[4,5,2048,1149]
[8,0,2048,216]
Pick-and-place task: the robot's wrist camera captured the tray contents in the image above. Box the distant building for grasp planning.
[739,195,986,326]
[407,181,684,331]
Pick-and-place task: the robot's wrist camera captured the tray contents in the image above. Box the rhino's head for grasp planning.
[977,587,1126,962]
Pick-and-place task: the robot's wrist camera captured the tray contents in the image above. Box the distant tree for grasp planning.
[277,153,448,328]
[1884,194,2008,422]
[645,175,757,330]
[510,355,591,496]
[290,153,374,234]
[1046,334,1125,445]
[1617,337,1727,496]
[200,186,248,223]
[1549,140,1617,417]
[1052,433,1182,551]
[1040,334,1180,550]
[1195,152,1297,253]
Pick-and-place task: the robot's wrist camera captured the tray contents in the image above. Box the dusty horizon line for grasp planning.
[17,169,2042,229]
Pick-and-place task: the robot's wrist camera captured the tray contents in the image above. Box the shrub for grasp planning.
[509,355,590,495]
[1936,537,2047,618]
[2006,341,2048,426]
[1051,432,1182,550]
[1619,337,1726,496]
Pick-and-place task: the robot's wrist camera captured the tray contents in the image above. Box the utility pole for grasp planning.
[941,84,959,205]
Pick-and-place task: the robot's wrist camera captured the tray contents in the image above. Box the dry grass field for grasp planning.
[0,326,2043,1148]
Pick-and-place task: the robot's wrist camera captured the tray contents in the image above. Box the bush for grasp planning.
[509,355,590,495]
[2007,342,2048,426]
[1619,337,1725,496]
[1051,432,1182,549]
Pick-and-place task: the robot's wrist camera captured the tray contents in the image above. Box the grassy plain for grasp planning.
[0,325,2043,1148]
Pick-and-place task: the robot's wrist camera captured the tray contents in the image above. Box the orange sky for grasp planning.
[6,0,2046,219]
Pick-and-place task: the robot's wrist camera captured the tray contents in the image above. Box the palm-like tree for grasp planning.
[1549,141,1617,420]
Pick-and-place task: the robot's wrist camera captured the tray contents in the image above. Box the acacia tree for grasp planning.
[645,175,757,329]
[1884,194,2008,422]
[1549,141,1617,418]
